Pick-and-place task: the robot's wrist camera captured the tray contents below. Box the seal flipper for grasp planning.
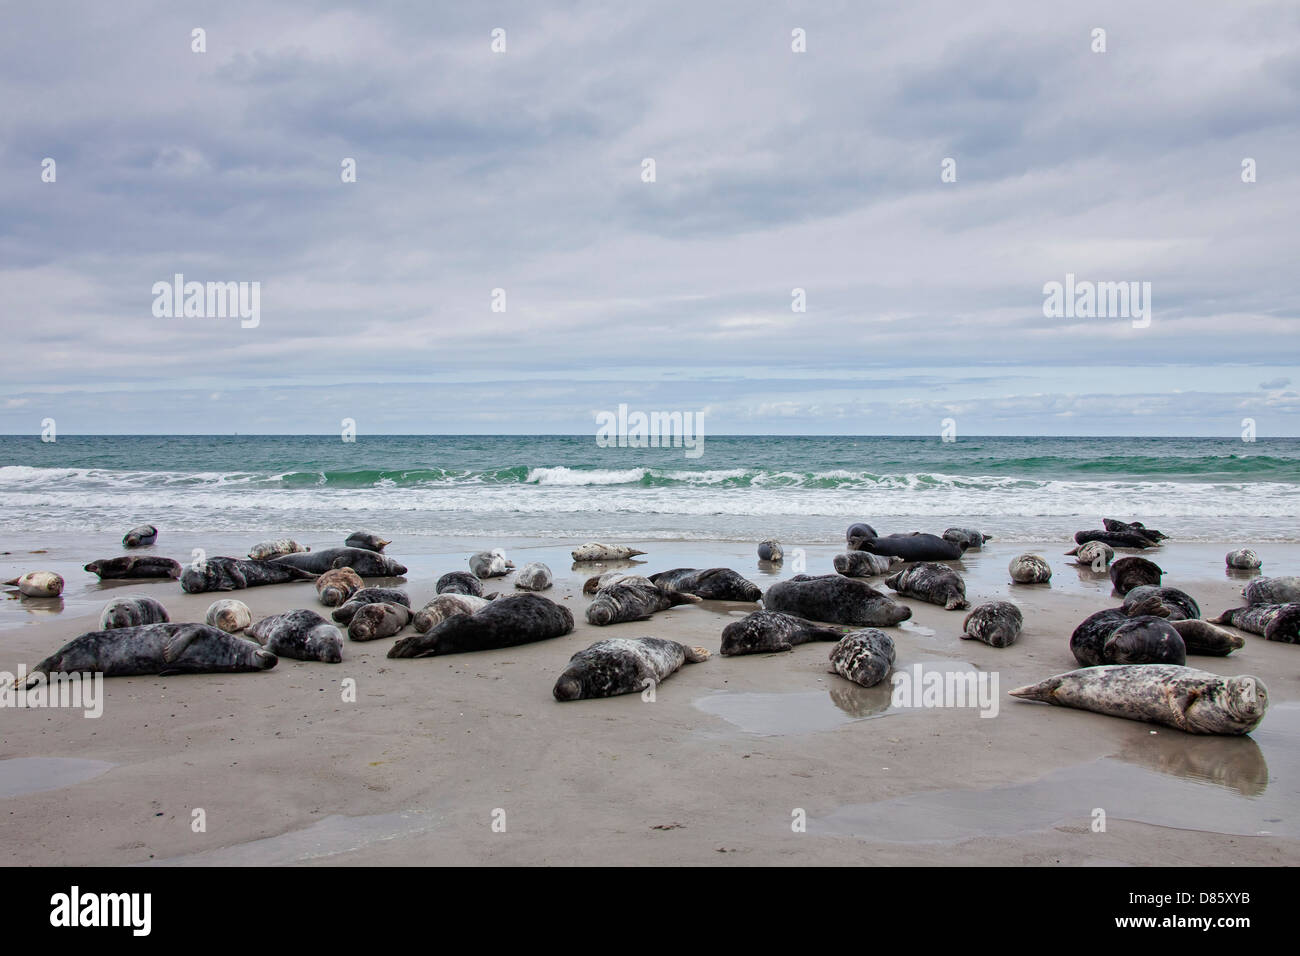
[663,588,703,607]
[1008,676,1061,702]
[684,645,711,663]
[162,624,202,665]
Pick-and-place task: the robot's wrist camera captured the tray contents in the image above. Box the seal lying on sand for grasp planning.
[3,571,64,597]
[1123,585,1200,621]
[205,599,252,633]
[436,571,484,596]
[469,548,514,578]
[247,539,309,561]
[648,568,762,602]
[1109,556,1163,594]
[247,610,343,662]
[1065,541,1114,569]
[1070,594,1170,666]
[828,630,896,688]
[1103,518,1167,543]
[1010,665,1267,735]
[180,557,316,594]
[763,574,911,626]
[720,610,845,656]
[572,543,646,561]
[1226,549,1262,570]
[412,593,493,633]
[961,601,1023,648]
[833,552,901,577]
[345,530,390,552]
[850,532,967,562]
[389,593,573,657]
[514,562,553,591]
[1169,619,1244,656]
[885,562,969,610]
[1243,576,1300,605]
[1074,528,1155,550]
[586,581,701,626]
[347,603,411,642]
[331,587,411,624]
[553,638,709,701]
[316,568,363,607]
[582,571,649,594]
[100,596,170,629]
[1211,603,1300,643]
[122,524,158,548]
[29,623,276,681]
[1008,554,1052,584]
[272,547,407,577]
[1104,618,1186,665]
[84,556,182,580]
[943,527,991,549]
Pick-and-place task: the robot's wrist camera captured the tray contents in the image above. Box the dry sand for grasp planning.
[1,535,1297,866]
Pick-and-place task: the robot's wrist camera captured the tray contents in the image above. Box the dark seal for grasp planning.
[389,593,574,658]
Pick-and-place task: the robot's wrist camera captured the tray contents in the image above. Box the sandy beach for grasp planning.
[2,533,1296,866]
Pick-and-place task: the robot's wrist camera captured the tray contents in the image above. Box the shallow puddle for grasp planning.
[0,757,114,798]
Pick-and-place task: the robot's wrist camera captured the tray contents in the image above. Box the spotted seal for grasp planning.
[1260,603,1300,643]
[331,587,411,624]
[179,557,316,594]
[1010,665,1267,735]
[647,568,762,602]
[3,571,64,597]
[884,562,969,610]
[412,593,493,633]
[83,556,182,580]
[586,581,701,626]
[122,524,158,548]
[469,548,514,578]
[515,562,554,591]
[205,599,252,633]
[582,571,649,595]
[827,629,896,688]
[961,601,1023,648]
[1169,619,1245,656]
[757,540,783,562]
[571,543,646,561]
[1065,541,1114,570]
[347,603,411,642]
[833,551,901,577]
[720,610,845,656]
[1226,549,1262,570]
[1109,556,1163,595]
[553,638,709,701]
[316,568,364,607]
[99,596,170,629]
[389,593,574,658]
[763,574,911,626]
[344,530,391,552]
[436,571,484,597]
[28,622,276,682]
[1211,603,1300,643]
[1008,554,1052,584]
[246,610,343,662]
[272,547,407,577]
[1243,576,1300,605]
[850,532,967,562]
[1123,585,1200,621]
[247,539,309,561]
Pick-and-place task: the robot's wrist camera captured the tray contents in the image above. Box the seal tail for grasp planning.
[1008,676,1061,702]
[1,577,18,586]
[1063,546,1080,556]
[1208,608,1240,625]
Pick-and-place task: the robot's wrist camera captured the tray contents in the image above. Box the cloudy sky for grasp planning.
[2,0,1297,435]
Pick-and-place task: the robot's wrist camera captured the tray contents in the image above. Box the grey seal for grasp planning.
[582,571,649,594]
[514,562,553,591]
[1104,618,1186,665]
[28,622,276,682]
[1008,554,1052,584]
[1259,603,1300,643]
[850,532,967,562]
[1210,603,1285,636]
[122,524,158,548]
[586,581,701,626]
[1010,665,1267,735]
[884,562,969,610]
[3,571,64,597]
[389,593,574,657]
[763,574,911,627]
[345,530,391,552]
[828,629,896,688]
[1073,529,1155,550]
[205,599,252,633]
[1109,556,1163,594]
[833,552,901,577]
[272,547,407,577]
[571,542,646,561]
[1169,619,1245,656]
[553,638,709,701]
[247,539,309,561]
[316,568,364,607]
[1243,576,1300,605]
[1065,541,1114,569]
[180,557,317,594]
[845,523,878,542]
[83,556,182,580]
[436,571,484,597]
[247,610,343,662]
[1226,549,1262,570]
[647,568,762,602]
[347,603,411,642]
[720,610,845,656]
[1123,585,1200,621]
[469,548,514,578]
[1070,594,1170,666]
[757,540,783,562]
[412,593,493,633]
[943,527,992,549]
[1103,518,1167,543]
[99,596,170,629]
[961,601,1023,648]
[331,587,411,624]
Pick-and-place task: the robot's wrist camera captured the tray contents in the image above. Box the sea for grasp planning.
[1,435,1298,544]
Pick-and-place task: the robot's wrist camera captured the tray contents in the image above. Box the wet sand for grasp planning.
[1,534,1298,865]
